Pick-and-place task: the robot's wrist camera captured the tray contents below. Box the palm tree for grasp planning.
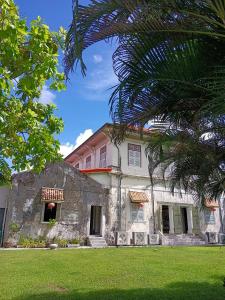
[64,0,225,200]
[146,117,225,199]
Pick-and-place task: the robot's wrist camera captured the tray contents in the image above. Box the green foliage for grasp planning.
[65,0,225,201]
[47,218,57,228]
[69,238,80,245]
[54,238,68,248]
[9,222,20,233]
[18,235,46,248]
[0,0,66,182]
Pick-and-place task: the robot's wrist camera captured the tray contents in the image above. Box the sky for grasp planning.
[15,0,118,157]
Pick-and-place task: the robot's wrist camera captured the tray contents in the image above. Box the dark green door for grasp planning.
[192,207,200,234]
[174,206,183,234]
[0,208,5,245]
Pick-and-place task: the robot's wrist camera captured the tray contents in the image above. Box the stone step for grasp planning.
[88,239,107,244]
[88,236,107,248]
[90,242,107,246]
[88,236,105,241]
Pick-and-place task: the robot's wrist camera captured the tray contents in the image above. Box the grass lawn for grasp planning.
[0,247,225,300]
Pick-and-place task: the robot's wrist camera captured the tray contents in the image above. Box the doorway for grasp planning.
[90,206,102,235]
[162,205,170,234]
[0,208,5,245]
[181,207,188,234]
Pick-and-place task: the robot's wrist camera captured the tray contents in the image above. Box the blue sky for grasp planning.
[15,0,117,157]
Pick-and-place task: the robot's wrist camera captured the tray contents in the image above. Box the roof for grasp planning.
[129,191,149,203]
[41,187,64,202]
[204,199,219,208]
[65,123,111,162]
[80,168,112,174]
[65,123,154,162]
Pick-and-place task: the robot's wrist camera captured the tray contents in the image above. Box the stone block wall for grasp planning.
[4,162,110,246]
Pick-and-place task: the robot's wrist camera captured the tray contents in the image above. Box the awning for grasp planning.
[129,191,149,203]
[204,199,219,208]
[41,187,64,202]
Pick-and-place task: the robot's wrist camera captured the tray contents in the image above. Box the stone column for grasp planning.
[169,205,175,234]
[87,205,91,236]
[187,206,193,234]
[101,210,106,237]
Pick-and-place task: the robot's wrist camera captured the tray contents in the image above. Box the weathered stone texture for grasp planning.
[4,162,109,246]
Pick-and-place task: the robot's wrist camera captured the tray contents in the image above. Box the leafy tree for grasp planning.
[0,0,66,182]
[65,0,225,201]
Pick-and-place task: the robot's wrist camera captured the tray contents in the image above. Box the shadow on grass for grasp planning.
[13,281,225,300]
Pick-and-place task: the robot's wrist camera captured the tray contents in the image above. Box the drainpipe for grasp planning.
[150,184,156,234]
[115,143,122,231]
[147,163,156,234]
[219,192,224,233]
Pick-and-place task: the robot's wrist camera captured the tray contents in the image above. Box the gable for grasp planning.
[12,162,107,195]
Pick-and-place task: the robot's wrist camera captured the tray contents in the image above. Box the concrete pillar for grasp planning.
[169,205,175,234]
[101,211,105,237]
[187,206,193,234]
[87,205,91,236]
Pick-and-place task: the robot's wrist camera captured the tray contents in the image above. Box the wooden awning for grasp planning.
[129,191,149,203]
[204,199,219,208]
[41,187,64,202]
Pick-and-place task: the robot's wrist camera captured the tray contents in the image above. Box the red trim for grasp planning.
[80,168,112,174]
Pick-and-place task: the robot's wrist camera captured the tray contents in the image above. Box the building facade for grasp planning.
[1,124,224,247]
[65,123,224,245]
[2,162,109,247]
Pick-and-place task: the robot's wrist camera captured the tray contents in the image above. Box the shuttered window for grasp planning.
[99,146,107,167]
[86,156,91,168]
[204,209,215,224]
[128,143,141,167]
[131,204,144,222]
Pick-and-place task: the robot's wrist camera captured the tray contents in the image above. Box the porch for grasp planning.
[157,203,200,235]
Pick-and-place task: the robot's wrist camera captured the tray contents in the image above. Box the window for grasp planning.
[204,209,215,224]
[86,156,91,168]
[128,143,141,167]
[131,203,144,222]
[43,203,57,222]
[99,146,107,167]
[75,163,79,169]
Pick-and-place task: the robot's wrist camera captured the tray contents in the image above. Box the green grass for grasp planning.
[0,247,225,300]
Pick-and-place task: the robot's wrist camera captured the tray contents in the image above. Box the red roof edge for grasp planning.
[80,168,112,174]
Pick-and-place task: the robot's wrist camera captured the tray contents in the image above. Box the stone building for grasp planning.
[65,123,224,246]
[3,162,109,247]
[1,123,224,247]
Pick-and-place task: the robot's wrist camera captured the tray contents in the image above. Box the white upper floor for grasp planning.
[65,123,152,178]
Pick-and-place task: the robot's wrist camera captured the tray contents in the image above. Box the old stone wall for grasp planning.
[4,162,110,246]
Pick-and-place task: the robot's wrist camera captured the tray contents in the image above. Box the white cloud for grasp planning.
[75,129,93,148]
[78,65,118,101]
[87,67,118,91]
[59,142,75,158]
[60,129,93,158]
[93,54,103,63]
[36,85,56,105]
[77,49,118,101]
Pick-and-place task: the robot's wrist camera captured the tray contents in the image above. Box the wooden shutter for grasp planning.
[173,206,183,234]
[131,204,144,222]
[204,209,215,224]
[86,156,91,168]
[128,144,141,167]
[99,146,106,167]
[192,207,200,234]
